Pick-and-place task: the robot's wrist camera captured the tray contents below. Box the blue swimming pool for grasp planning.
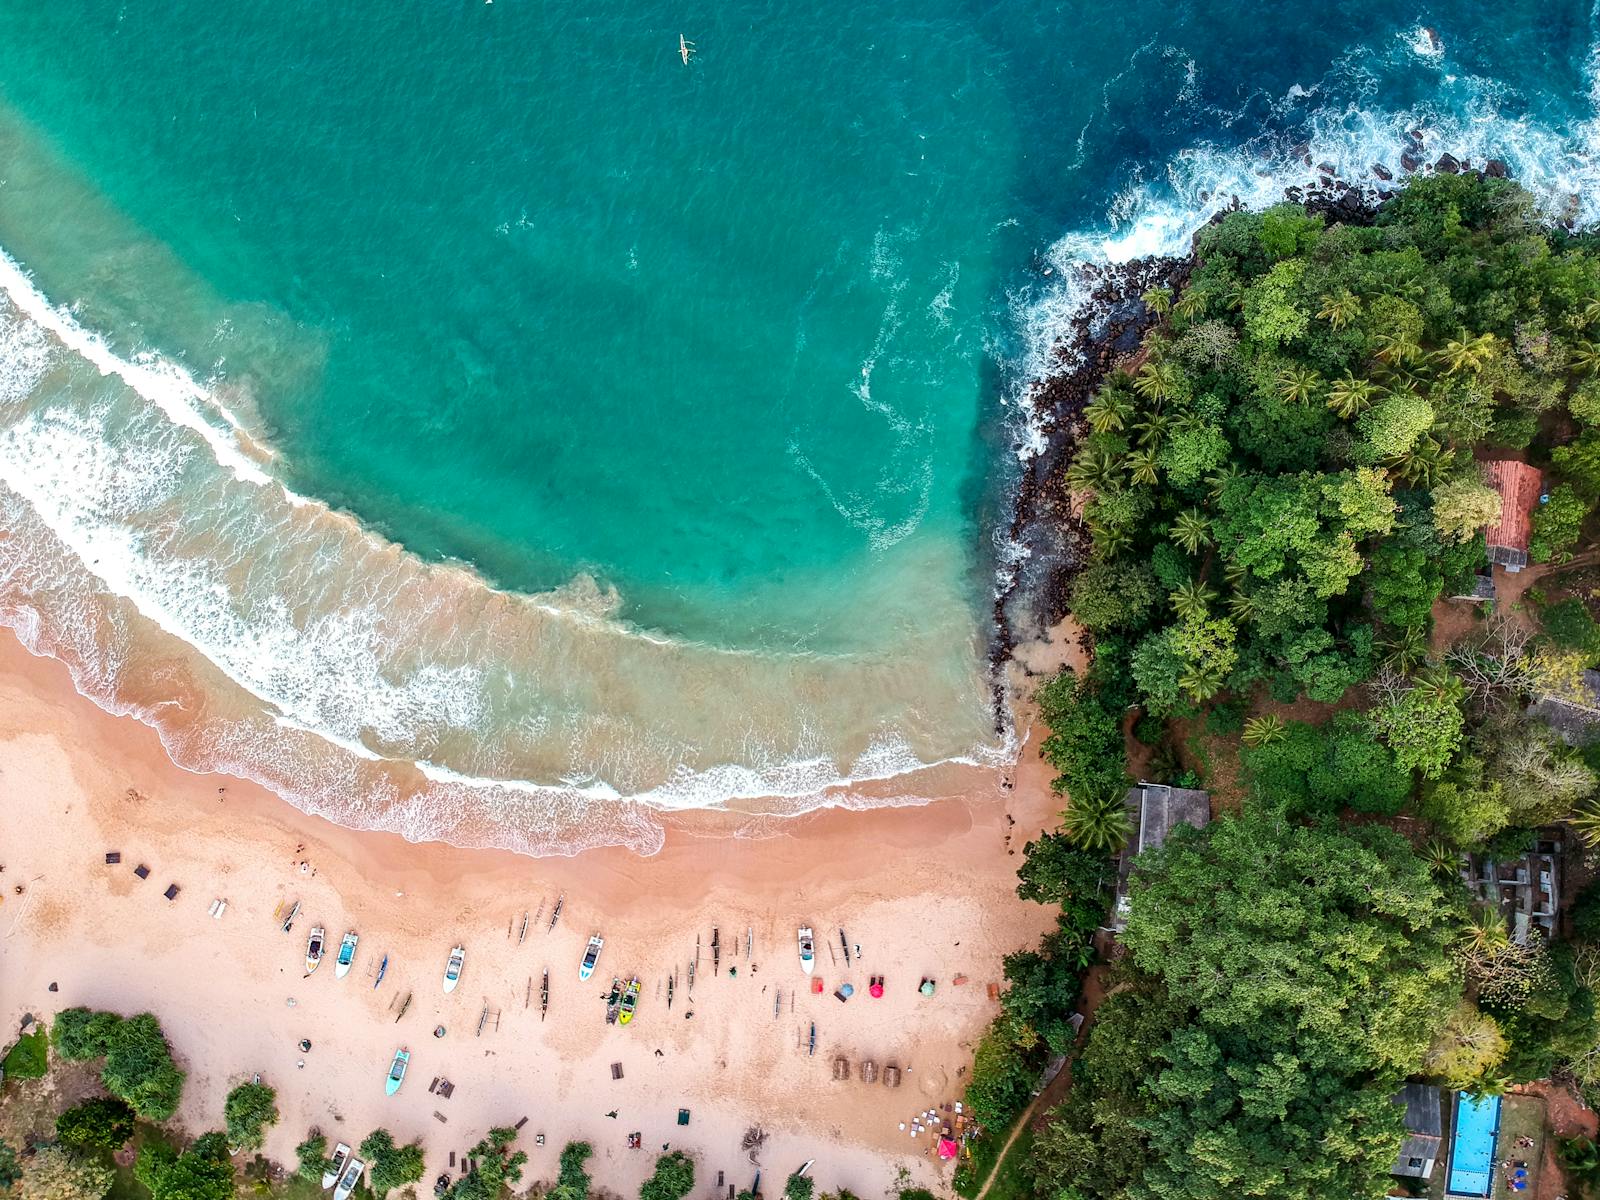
[1447,1091,1502,1197]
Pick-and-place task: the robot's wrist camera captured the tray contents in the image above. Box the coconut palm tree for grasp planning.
[1434,332,1500,375]
[1132,359,1181,404]
[1413,665,1467,706]
[1277,365,1324,406]
[1226,591,1254,622]
[1206,463,1243,505]
[1170,579,1217,620]
[1132,411,1171,450]
[1085,389,1133,434]
[1090,523,1133,559]
[1378,623,1430,673]
[1422,838,1459,877]
[1172,509,1212,554]
[1571,800,1600,849]
[1179,662,1226,702]
[1326,374,1379,419]
[1066,448,1123,493]
[1583,298,1600,328]
[1172,289,1208,322]
[1241,714,1285,747]
[1125,448,1160,487]
[1317,289,1361,330]
[1141,287,1173,316]
[1461,905,1510,956]
[1372,329,1423,366]
[1387,435,1447,486]
[1061,786,1134,854]
[1571,339,1600,377]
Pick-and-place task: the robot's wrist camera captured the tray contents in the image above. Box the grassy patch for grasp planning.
[954,1114,1036,1200]
[1,1027,47,1080]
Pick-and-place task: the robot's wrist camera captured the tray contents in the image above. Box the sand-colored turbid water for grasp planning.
[0,627,1077,1195]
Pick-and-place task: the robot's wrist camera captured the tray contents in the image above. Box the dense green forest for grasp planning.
[965,174,1600,1200]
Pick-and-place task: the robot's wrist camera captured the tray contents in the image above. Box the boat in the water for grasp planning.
[798,927,815,975]
[333,1157,365,1200]
[335,931,359,979]
[305,926,326,975]
[374,954,388,990]
[443,946,465,994]
[385,1047,410,1096]
[604,977,623,1024]
[619,977,641,1026]
[321,1141,351,1189]
[579,934,603,981]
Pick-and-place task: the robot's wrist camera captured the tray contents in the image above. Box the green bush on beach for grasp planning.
[51,1008,185,1121]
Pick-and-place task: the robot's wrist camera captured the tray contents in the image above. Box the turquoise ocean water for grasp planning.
[0,2,1596,852]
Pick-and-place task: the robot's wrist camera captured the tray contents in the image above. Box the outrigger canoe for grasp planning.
[305,926,326,975]
[797,927,815,975]
[618,977,641,1026]
[579,934,603,981]
[321,1141,351,1189]
[443,946,465,994]
[335,931,359,979]
[385,1047,410,1096]
[374,953,388,990]
[332,1158,365,1200]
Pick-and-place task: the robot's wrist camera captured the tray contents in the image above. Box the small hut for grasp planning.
[860,1060,878,1084]
[1484,459,1543,572]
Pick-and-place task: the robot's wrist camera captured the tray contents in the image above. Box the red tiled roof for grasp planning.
[1484,460,1543,552]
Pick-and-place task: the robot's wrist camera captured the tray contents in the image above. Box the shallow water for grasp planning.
[0,1,1595,852]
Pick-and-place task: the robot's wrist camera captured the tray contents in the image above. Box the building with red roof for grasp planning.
[1483,460,1543,572]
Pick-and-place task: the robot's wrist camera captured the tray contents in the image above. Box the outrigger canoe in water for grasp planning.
[385,1047,410,1096]
[798,927,815,975]
[305,926,326,975]
[619,977,641,1026]
[335,931,359,979]
[443,946,465,994]
[580,934,603,981]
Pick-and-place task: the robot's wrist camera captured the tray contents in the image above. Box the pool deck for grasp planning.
[1429,1094,1545,1200]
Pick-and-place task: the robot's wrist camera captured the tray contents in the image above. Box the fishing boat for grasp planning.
[374,954,388,989]
[604,977,623,1024]
[540,969,549,1022]
[667,973,675,1011]
[280,899,301,934]
[618,977,641,1026]
[385,1047,410,1096]
[443,946,465,994]
[321,1141,351,1189]
[549,893,564,931]
[797,927,815,975]
[305,926,326,974]
[335,931,359,979]
[332,1158,365,1200]
[579,934,603,981]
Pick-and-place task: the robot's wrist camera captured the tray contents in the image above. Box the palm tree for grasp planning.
[1132,359,1181,404]
[1172,289,1207,322]
[1584,298,1600,328]
[1206,463,1243,504]
[1414,665,1466,704]
[1571,339,1600,376]
[1141,287,1173,316]
[1090,523,1133,559]
[1326,374,1379,419]
[1170,579,1217,620]
[1172,509,1212,554]
[1461,905,1510,956]
[1125,448,1160,487]
[1066,448,1122,493]
[1571,800,1600,849]
[1378,624,1429,673]
[1226,590,1254,622]
[1179,662,1226,702]
[1421,838,1459,877]
[1277,365,1323,406]
[1317,290,1361,330]
[1558,1136,1600,1193]
[1241,714,1286,747]
[1061,786,1134,854]
[1132,411,1171,449]
[1387,435,1447,486]
[1434,332,1500,375]
[1085,389,1133,434]
[1222,559,1250,589]
[1372,330,1422,365]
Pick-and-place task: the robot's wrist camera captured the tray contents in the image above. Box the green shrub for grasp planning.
[1,1027,47,1080]
[224,1081,278,1152]
[56,1096,135,1151]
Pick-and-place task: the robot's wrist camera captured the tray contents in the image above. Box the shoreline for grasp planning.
[0,621,1079,1194]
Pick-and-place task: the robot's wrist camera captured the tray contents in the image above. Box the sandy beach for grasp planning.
[0,627,1071,1196]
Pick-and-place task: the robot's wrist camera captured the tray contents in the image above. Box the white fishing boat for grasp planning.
[333,1158,365,1200]
[385,1047,410,1096]
[335,931,359,979]
[443,945,465,993]
[797,927,815,975]
[579,934,603,981]
[305,926,326,975]
[321,1141,351,1189]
